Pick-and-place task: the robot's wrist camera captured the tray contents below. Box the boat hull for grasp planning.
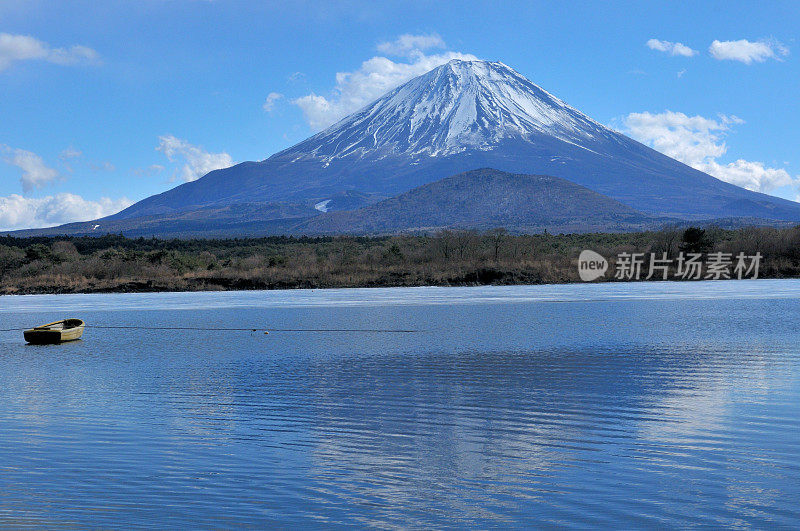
[24,320,85,344]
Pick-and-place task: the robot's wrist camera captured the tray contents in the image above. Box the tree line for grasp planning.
[1,225,799,294]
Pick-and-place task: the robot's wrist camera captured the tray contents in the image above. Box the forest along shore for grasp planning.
[1,226,799,295]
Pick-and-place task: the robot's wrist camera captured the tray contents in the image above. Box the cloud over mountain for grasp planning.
[376,33,445,56]
[623,111,795,192]
[292,34,477,129]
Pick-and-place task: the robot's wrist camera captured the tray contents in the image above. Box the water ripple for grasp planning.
[1,282,799,526]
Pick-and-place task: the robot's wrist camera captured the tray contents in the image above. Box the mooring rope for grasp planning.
[91,325,420,333]
[0,325,420,333]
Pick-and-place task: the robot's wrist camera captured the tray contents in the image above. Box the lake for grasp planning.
[1,280,799,527]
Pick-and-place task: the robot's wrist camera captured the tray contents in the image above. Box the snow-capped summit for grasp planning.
[276,60,615,161]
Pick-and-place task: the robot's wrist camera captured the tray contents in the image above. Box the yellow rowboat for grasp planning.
[24,319,85,345]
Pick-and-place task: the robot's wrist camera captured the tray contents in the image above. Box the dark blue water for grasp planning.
[1,280,799,527]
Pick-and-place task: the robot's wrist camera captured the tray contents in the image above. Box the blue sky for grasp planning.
[1,1,798,229]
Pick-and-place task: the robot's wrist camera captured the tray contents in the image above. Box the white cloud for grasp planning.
[623,111,796,193]
[0,193,132,231]
[89,161,115,172]
[287,71,306,83]
[2,146,59,192]
[623,111,733,164]
[58,147,82,172]
[376,33,445,56]
[700,159,795,193]
[46,44,99,66]
[156,135,234,182]
[262,92,283,112]
[708,39,789,64]
[132,164,164,177]
[59,147,82,160]
[293,34,478,130]
[646,39,698,57]
[0,32,99,71]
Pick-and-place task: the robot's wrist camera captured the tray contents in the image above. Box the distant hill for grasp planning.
[297,169,659,234]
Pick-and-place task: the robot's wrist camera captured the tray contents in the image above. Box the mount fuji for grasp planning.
[13,59,800,236]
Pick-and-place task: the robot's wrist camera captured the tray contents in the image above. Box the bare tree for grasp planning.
[454,230,478,260]
[488,228,507,262]
[435,230,453,261]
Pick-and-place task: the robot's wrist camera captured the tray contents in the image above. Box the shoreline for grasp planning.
[1,274,793,297]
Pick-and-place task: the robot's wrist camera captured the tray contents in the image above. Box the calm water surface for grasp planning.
[1,280,799,527]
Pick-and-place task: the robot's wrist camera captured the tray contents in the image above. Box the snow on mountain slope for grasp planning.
[275,60,617,161]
